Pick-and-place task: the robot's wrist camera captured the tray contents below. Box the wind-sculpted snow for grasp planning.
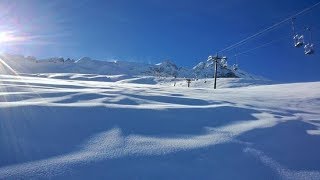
[0,74,320,179]
[244,148,320,180]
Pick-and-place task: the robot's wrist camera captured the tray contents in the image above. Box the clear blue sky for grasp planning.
[0,0,319,82]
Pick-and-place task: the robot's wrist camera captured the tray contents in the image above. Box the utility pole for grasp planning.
[208,54,227,89]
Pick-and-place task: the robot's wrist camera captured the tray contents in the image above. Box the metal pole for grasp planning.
[291,18,296,36]
[213,56,218,89]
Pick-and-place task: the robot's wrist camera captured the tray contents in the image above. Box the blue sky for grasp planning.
[0,0,319,82]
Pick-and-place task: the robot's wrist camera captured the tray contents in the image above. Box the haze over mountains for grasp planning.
[0,53,259,80]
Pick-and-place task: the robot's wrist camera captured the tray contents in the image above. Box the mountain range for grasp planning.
[0,53,260,80]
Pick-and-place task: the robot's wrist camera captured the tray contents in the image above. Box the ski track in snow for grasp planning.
[0,74,320,179]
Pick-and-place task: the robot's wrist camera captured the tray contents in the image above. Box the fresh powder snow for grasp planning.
[0,55,320,179]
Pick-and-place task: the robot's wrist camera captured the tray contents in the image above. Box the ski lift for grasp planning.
[293,34,304,48]
[220,56,228,68]
[233,64,238,71]
[222,62,228,68]
[304,27,315,55]
[233,53,239,71]
[304,43,314,55]
[291,18,304,48]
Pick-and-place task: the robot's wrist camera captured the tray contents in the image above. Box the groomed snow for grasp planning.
[0,73,320,179]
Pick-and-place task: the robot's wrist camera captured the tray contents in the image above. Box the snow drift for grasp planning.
[0,53,319,179]
[0,73,319,179]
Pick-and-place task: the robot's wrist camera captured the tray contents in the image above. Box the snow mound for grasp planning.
[0,74,319,179]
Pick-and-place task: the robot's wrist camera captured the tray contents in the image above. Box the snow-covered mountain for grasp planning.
[192,59,236,78]
[0,53,258,79]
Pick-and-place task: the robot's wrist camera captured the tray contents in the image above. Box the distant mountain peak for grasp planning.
[76,57,92,63]
[0,53,263,80]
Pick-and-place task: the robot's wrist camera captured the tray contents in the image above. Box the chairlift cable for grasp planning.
[218,1,320,54]
[232,36,289,57]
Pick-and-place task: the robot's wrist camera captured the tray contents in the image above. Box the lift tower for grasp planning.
[208,54,227,89]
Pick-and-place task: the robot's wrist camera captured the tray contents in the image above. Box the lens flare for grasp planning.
[0,31,30,43]
[0,57,18,75]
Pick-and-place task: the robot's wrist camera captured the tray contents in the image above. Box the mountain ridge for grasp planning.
[0,53,263,80]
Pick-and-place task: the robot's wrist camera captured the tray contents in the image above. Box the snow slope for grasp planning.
[0,73,320,179]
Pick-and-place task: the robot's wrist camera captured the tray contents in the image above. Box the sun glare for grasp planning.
[0,31,29,43]
[0,58,18,75]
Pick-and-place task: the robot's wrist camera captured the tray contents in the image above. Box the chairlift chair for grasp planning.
[233,64,238,71]
[293,34,304,48]
[304,43,315,55]
[220,58,228,68]
[304,27,315,55]
[291,18,304,48]
[233,53,239,71]
[222,62,228,68]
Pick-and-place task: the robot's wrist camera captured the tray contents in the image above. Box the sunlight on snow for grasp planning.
[0,73,320,179]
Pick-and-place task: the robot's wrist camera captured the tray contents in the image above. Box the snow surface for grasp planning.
[0,55,320,179]
[0,72,320,179]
